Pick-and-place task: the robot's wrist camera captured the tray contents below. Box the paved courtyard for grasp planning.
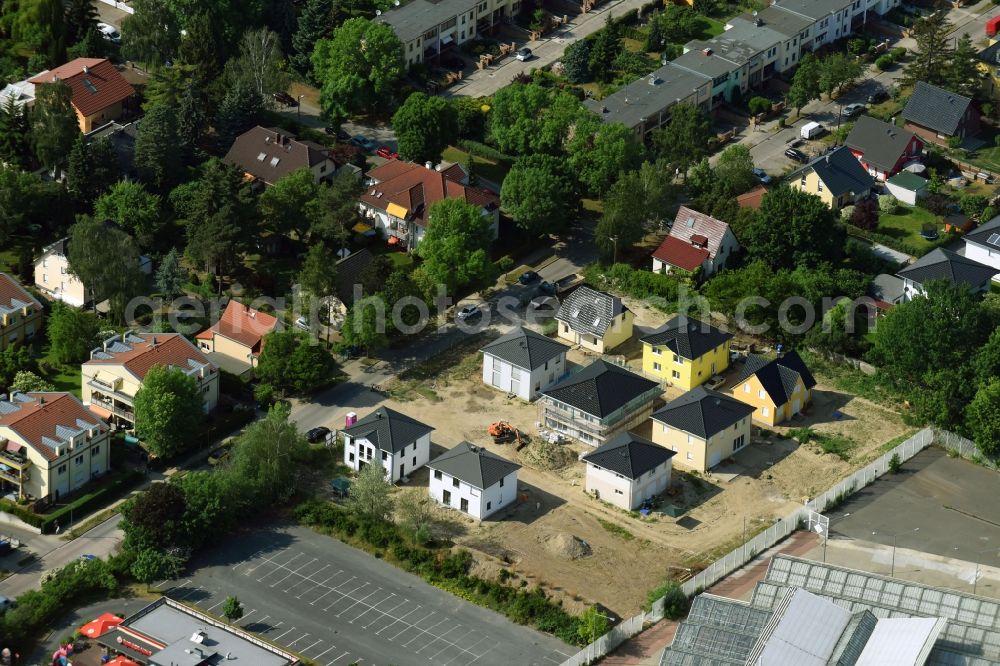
[160,524,573,666]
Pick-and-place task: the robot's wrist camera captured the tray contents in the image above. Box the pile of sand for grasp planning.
[541,531,592,560]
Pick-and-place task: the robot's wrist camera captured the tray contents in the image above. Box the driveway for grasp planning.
[161,523,574,666]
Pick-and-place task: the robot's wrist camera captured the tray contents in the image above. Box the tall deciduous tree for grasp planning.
[967,379,1000,456]
[259,168,319,240]
[226,27,287,105]
[903,10,953,89]
[298,242,338,301]
[818,53,863,98]
[67,215,145,321]
[255,329,337,393]
[341,300,388,353]
[348,459,393,522]
[487,83,552,155]
[32,79,79,174]
[567,118,645,195]
[392,93,459,164]
[230,403,308,504]
[291,0,332,78]
[306,172,363,246]
[501,154,577,235]
[312,18,403,123]
[133,364,206,458]
[135,103,183,191]
[652,103,711,176]
[0,345,32,391]
[94,181,162,250]
[787,53,820,115]
[47,301,100,364]
[222,596,244,623]
[11,0,66,65]
[0,95,31,169]
[744,187,844,269]
[121,0,182,69]
[416,199,496,294]
[712,144,758,197]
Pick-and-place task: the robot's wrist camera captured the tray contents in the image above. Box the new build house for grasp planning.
[963,216,1000,282]
[428,441,521,520]
[341,407,434,483]
[651,386,755,472]
[81,332,219,430]
[480,327,569,401]
[0,273,42,351]
[555,286,634,353]
[845,115,923,181]
[582,432,675,510]
[540,360,661,447]
[0,392,110,502]
[789,146,874,211]
[640,316,733,391]
[897,247,997,301]
[731,351,816,426]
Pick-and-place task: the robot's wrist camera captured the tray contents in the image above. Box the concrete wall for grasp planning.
[428,467,517,520]
[585,461,671,510]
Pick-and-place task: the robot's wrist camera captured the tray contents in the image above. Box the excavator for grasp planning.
[488,421,527,450]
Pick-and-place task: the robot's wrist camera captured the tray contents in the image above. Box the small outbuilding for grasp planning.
[885,172,928,206]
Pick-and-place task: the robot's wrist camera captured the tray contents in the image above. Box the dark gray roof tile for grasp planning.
[480,327,569,370]
[901,82,974,136]
[640,315,732,361]
[897,247,997,289]
[555,286,628,338]
[844,115,920,173]
[733,351,816,407]
[652,386,754,439]
[542,360,660,418]
[581,432,675,479]
[791,146,874,198]
[427,441,520,489]
[341,406,433,454]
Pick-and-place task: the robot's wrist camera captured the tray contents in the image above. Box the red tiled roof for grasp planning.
[652,236,710,272]
[83,333,215,380]
[669,206,731,260]
[0,393,104,461]
[195,300,278,351]
[361,161,498,227]
[0,272,41,313]
[737,185,768,210]
[30,58,134,118]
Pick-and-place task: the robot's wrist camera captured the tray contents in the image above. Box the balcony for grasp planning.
[90,394,135,422]
[87,380,133,405]
[0,466,28,487]
[0,449,31,472]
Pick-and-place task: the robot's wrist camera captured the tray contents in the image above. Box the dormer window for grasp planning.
[257,152,266,161]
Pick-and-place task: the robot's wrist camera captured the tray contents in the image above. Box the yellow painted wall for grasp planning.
[651,416,751,473]
[641,340,730,390]
[78,100,124,133]
[0,308,41,351]
[979,61,1000,102]
[731,374,810,426]
[790,169,837,209]
[558,311,634,353]
[211,335,255,368]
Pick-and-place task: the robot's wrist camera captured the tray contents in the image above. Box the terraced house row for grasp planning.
[588,0,901,138]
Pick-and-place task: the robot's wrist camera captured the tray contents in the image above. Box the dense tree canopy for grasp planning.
[94,182,162,250]
[744,187,844,269]
[31,80,78,173]
[133,364,206,458]
[47,301,100,364]
[652,103,712,176]
[66,215,145,322]
[567,119,645,195]
[392,93,459,164]
[501,154,577,236]
[121,0,182,69]
[256,329,337,393]
[416,199,496,295]
[135,103,184,191]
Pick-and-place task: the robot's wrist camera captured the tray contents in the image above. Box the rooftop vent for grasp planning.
[425,161,434,170]
[703,48,713,56]
[190,630,206,644]
[648,75,660,85]
[82,65,90,74]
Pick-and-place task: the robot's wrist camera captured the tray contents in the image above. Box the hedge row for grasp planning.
[458,140,514,163]
[0,470,144,533]
[294,499,584,645]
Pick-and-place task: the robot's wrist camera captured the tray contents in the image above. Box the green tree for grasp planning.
[67,215,145,321]
[95,181,162,250]
[32,79,79,174]
[135,103,184,191]
[967,379,1000,456]
[156,247,184,299]
[10,0,66,66]
[312,18,403,123]
[347,459,393,522]
[133,364,205,458]
[562,39,590,83]
[131,548,183,589]
[818,53,863,97]
[578,606,610,643]
[416,199,497,294]
[567,119,645,195]
[0,95,31,169]
[787,53,820,115]
[712,144,758,197]
[214,78,265,152]
[291,0,332,77]
[230,403,309,504]
[121,0,182,69]
[974,328,1000,388]
[225,27,287,105]
[744,187,844,269]
[175,84,208,164]
[10,371,52,393]
[392,92,459,164]
[486,83,550,155]
[535,91,585,154]
[947,33,981,99]
[259,168,320,240]
[902,10,953,89]
[64,0,98,45]
[0,166,69,244]
[341,300,388,354]
[298,242,338,300]
[176,11,225,72]
[66,135,117,208]
[596,174,648,262]
[306,172,363,245]
[0,345,32,390]
[501,154,577,235]
[652,103,711,176]
[255,330,337,393]
[589,16,622,83]
[47,301,100,364]
[120,477,187,550]
[222,596,244,623]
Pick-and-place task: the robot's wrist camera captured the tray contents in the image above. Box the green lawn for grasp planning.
[693,16,726,39]
[877,205,943,252]
[441,146,511,187]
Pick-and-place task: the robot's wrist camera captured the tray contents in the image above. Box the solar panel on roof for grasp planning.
[988,233,1000,246]
[82,78,97,94]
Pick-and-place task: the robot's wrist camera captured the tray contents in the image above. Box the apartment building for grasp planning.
[378,0,519,67]
[35,237,152,308]
[81,332,219,430]
[0,273,42,351]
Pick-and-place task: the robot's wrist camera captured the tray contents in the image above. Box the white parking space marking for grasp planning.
[257,552,303,582]
[337,586,383,618]
[273,626,296,641]
[287,633,310,647]
[240,609,257,621]
[329,652,351,664]
[206,599,224,612]
[271,557,317,588]
[301,639,323,654]
[313,645,335,661]
[232,550,264,571]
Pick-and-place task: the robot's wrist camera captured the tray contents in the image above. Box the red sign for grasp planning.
[116,636,154,657]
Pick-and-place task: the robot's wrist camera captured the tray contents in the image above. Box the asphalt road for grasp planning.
[829,448,1000,568]
[161,523,573,666]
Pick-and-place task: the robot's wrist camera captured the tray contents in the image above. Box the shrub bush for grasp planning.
[458,140,514,162]
[874,55,893,71]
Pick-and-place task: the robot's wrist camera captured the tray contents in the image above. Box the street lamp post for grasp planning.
[297,95,304,123]
[873,527,919,577]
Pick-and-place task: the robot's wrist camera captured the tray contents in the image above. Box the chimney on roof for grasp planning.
[435,164,443,171]
[150,336,157,347]
[51,75,59,82]
[82,65,89,74]
[425,161,433,170]
[39,396,44,405]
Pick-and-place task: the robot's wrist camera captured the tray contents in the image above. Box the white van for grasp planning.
[800,121,825,139]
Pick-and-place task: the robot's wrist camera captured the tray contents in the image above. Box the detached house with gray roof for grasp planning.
[428,441,521,520]
[731,351,816,426]
[845,115,923,181]
[897,247,997,301]
[341,406,434,482]
[789,146,874,211]
[480,327,569,401]
[582,432,675,510]
[963,215,1000,283]
[901,82,980,145]
[555,286,634,353]
[651,387,754,472]
[540,360,661,447]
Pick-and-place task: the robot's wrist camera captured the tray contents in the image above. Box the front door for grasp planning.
[399,463,404,479]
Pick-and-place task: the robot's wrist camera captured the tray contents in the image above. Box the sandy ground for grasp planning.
[376,328,912,618]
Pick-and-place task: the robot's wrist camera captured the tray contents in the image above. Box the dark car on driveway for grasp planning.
[785,147,809,163]
[325,126,351,142]
[518,270,540,284]
[867,89,889,104]
[350,135,377,152]
[307,426,332,443]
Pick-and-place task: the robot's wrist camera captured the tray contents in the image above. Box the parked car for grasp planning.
[97,22,120,43]
[294,316,310,331]
[867,89,889,104]
[518,270,540,284]
[273,91,298,107]
[307,426,331,443]
[843,103,865,117]
[376,146,399,160]
[456,304,481,321]
[785,147,809,163]
[752,168,772,185]
[325,126,351,142]
[516,47,533,61]
[350,135,377,152]
[538,281,557,296]
[207,446,231,466]
[0,597,14,614]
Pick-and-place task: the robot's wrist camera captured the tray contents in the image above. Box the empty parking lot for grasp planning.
[162,524,573,666]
